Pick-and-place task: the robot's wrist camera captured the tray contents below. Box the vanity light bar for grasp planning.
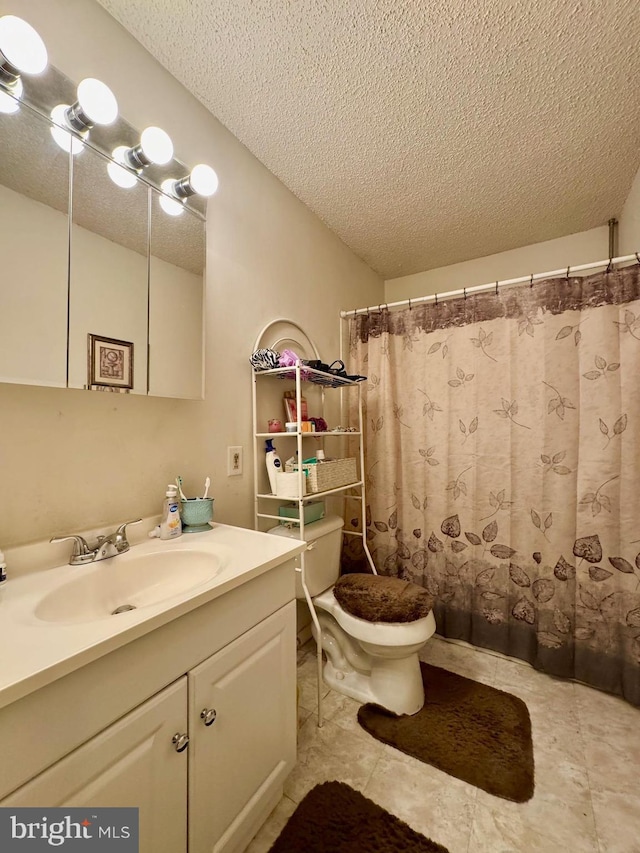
[0,15,220,206]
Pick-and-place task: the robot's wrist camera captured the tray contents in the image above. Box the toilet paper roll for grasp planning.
[276,471,306,497]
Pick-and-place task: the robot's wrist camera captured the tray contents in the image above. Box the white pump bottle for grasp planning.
[160,484,182,539]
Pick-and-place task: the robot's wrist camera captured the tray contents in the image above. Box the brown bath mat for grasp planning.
[358,662,534,802]
[269,781,449,852]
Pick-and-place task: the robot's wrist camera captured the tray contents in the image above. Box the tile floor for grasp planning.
[246,636,639,853]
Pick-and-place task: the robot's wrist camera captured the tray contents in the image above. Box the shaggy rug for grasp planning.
[358,662,534,802]
[269,781,449,852]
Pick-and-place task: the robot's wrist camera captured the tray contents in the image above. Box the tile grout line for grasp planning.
[463,653,498,853]
[573,684,605,853]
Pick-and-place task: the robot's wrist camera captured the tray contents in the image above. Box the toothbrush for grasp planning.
[202,476,211,499]
[176,475,187,501]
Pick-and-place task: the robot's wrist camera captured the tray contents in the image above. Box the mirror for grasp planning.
[68,144,149,394]
[148,188,205,398]
[0,103,69,388]
[0,64,206,399]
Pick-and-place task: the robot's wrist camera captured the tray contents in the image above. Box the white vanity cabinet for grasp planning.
[0,556,298,853]
[189,605,296,852]
[1,678,189,852]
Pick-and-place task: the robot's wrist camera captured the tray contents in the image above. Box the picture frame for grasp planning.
[88,334,134,390]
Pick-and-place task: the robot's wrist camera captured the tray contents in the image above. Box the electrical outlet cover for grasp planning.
[227,446,243,476]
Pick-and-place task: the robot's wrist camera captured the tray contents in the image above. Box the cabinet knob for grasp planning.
[172,732,190,752]
[200,708,217,726]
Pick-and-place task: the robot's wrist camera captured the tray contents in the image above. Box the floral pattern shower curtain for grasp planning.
[348,265,640,706]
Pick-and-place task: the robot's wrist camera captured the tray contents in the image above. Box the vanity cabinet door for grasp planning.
[188,602,296,853]
[0,677,188,853]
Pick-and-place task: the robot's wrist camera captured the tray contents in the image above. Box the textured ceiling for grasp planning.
[98,0,640,278]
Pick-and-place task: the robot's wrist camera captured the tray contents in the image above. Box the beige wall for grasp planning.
[385,226,609,302]
[619,164,640,255]
[0,0,382,548]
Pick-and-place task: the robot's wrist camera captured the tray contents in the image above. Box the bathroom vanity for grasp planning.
[0,524,305,853]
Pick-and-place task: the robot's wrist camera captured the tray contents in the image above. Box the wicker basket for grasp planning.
[285,457,358,493]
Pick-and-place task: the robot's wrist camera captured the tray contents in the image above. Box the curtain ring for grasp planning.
[495,280,499,295]
[435,292,438,305]
[408,298,412,311]
[529,274,533,288]
[605,258,613,274]
[463,287,467,300]
[566,266,570,281]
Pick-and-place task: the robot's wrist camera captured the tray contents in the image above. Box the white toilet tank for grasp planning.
[268,514,344,599]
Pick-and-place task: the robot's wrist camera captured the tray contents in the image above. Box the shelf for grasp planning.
[256,481,363,501]
[253,366,362,388]
[255,512,287,523]
[252,320,374,731]
[255,431,361,438]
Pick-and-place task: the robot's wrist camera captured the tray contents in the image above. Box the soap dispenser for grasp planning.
[160,484,182,540]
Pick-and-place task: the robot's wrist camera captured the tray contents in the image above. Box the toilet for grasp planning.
[269,515,436,715]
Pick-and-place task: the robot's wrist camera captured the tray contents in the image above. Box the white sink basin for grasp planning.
[34,550,222,624]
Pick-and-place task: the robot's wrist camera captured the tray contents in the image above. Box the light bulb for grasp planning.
[50,104,85,155]
[140,126,173,165]
[107,146,138,189]
[159,179,184,216]
[76,77,118,125]
[0,76,21,114]
[0,15,48,76]
[190,163,218,196]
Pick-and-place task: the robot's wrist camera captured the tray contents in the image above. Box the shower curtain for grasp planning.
[348,265,640,706]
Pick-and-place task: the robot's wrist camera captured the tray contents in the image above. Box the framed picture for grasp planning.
[88,334,134,390]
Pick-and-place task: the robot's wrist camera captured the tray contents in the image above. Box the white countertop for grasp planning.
[0,523,305,711]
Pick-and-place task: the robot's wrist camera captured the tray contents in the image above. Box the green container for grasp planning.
[180,498,214,532]
[278,501,325,525]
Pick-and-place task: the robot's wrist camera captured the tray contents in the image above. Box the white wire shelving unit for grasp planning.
[251,319,375,726]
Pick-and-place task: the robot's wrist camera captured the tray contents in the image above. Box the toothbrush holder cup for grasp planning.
[180,497,214,532]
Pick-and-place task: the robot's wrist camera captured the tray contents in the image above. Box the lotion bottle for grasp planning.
[160,484,182,539]
[265,439,282,494]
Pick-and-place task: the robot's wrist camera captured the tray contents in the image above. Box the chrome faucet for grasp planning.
[50,519,142,566]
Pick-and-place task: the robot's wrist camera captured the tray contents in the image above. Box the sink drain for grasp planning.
[112,604,137,615]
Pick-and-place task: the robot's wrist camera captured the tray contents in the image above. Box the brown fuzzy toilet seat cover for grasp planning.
[333,573,434,623]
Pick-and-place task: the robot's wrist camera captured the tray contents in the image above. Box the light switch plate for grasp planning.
[227,446,243,476]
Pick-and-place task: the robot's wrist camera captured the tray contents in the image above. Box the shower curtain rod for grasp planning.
[340,251,640,318]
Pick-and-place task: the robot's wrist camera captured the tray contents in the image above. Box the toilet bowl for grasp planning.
[268,515,436,715]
